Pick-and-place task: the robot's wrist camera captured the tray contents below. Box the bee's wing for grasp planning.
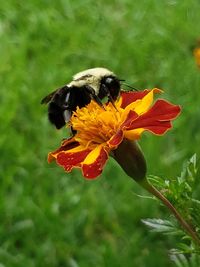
[40,89,59,104]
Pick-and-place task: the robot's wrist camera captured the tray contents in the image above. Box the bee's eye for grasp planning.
[104,77,120,92]
[104,77,117,87]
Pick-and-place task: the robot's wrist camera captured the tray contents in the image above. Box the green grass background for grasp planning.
[1,0,200,266]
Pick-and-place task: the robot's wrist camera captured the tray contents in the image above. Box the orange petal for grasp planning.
[48,137,92,172]
[107,130,124,148]
[124,99,181,135]
[121,110,139,130]
[48,137,79,163]
[56,147,91,172]
[124,129,144,140]
[119,88,161,109]
[125,88,162,115]
[82,145,109,179]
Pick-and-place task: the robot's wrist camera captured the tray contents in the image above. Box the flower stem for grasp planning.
[140,179,200,246]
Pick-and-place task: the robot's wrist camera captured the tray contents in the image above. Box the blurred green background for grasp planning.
[1,0,200,266]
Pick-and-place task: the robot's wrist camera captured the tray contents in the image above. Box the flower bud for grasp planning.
[113,140,147,182]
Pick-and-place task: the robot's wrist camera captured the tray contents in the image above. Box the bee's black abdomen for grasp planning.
[48,102,65,129]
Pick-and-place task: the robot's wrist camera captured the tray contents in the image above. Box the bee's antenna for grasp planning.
[121,82,138,91]
[119,79,138,91]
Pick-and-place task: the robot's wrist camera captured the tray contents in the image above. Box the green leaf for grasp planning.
[170,253,200,267]
[141,218,182,235]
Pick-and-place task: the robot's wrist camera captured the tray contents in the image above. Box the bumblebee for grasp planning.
[41,67,121,129]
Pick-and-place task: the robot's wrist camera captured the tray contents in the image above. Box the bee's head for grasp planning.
[99,75,121,101]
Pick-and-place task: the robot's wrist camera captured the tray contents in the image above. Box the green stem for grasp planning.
[140,179,200,247]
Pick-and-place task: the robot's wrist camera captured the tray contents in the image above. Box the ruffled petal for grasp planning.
[124,129,144,140]
[82,145,109,179]
[119,88,161,108]
[107,130,124,148]
[56,147,91,172]
[121,110,138,129]
[124,99,181,135]
[48,137,91,172]
[48,137,80,163]
[125,88,162,115]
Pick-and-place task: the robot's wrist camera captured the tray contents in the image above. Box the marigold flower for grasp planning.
[48,89,181,179]
[193,47,200,68]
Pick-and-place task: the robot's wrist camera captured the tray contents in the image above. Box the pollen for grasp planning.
[71,101,123,147]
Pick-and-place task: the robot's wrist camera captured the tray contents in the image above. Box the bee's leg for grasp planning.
[100,84,118,110]
[91,94,106,110]
[70,126,77,136]
[107,94,118,110]
[85,85,105,110]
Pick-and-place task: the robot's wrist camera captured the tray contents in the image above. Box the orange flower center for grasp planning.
[70,101,123,148]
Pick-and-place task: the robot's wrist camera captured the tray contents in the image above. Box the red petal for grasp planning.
[108,130,124,147]
[48,137,79,163]
[126,99,181,135]
[82,147,108,179]
[120,90,150,109]
[121,110,138,129]
[120,89,161,108]
[56,149,91,172]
